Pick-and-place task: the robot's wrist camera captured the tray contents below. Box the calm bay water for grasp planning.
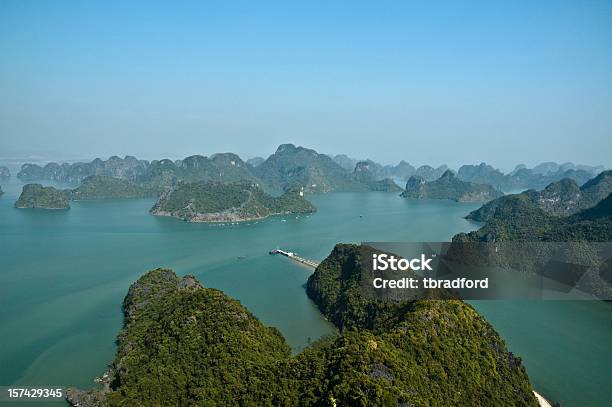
[1,178,611,406]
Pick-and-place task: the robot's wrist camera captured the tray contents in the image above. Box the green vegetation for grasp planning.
[142,153,265,191]
[304,244,536,406]
[68,175,158,200]
[454,188,612,299]
[458,192,612,243]
[68,246,537,406]
[14,184,70,209]
[67,269,294,406]
[467,171,612,222]
[253,144,369,193]
[150,180,316,222]
[401,170,503,203]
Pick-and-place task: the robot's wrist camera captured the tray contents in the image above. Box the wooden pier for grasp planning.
[269,249,320,269]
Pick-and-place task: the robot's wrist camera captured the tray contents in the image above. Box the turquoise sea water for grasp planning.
[1,178,611,406]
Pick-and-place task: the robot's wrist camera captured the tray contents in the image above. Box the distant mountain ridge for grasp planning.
[18,155,149,184]
[253,144,402,193]
[352,161,402,192]
[457,193,612,242]
[458,162,601,191]
[15,148,606,194]
[466,170,612,222]
[401,170,503,202]
[253,144,364,193]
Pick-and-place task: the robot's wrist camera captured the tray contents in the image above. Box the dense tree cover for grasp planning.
[68,175,158,200]
[142,153,264,191]
[466,171,612,222]
[291,302,535,407]
[253,144,372,193]
[150,180,316,222]
[303,244,537,406]
[453,189,612,300]
[14,184,70,209]
[68,249,537,406]
[457,192,612,243]
[68,269,295,406]
[401,170,503,203]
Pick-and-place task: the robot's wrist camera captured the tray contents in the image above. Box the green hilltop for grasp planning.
[457,191,612,243]
[14,184,70,209]
[67,246,537,406]
[466,170,612,222]
[68,175,157,200]
[150,180,316,222]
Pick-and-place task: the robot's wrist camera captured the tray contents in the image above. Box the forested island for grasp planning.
[150,181,316,222]
[466,170,612,222]
[451,178,612,299]
[457,191,612,243]
[66,247,537,406]
[68,175,157,200]
[14,175,158,209]
[14,184,70,209]
[401,170,503,202]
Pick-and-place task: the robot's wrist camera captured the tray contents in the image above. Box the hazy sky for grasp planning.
[1,1,611,170]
